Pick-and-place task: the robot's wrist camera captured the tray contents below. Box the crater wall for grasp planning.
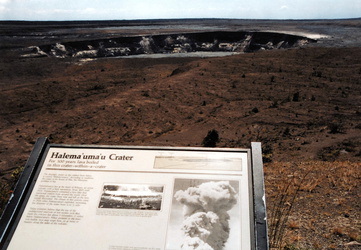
[21,31,316,58]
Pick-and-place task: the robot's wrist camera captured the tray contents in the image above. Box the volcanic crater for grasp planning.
[21,31,315,59]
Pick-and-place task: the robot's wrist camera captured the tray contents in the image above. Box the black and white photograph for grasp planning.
[98,183,164,210]
[166,179,240,250]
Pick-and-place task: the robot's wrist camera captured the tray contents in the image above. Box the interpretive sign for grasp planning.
[0,138,268,250]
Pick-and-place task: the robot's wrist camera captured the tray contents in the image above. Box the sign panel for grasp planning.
[1,143,257,250]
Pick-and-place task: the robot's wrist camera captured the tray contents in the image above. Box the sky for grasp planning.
[0,0,360,21]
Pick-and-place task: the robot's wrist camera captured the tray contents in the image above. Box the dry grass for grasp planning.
[267,170,308,249]
[0,166,23,215]
[288,220,300,230]
[265,161,361,249]
[0,182,12,215]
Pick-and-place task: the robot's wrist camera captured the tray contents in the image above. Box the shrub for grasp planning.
[318,146,340,161]
[312,70,322,77]
[202,129,219,147]
[283,127,291,137]
[292,92,300,102]
[328,121,344,134]
[269,100,278,108]
[262,143,273,163]
[252,107,259,113]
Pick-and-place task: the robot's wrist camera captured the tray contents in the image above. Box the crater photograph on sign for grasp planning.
[98,183,164,210]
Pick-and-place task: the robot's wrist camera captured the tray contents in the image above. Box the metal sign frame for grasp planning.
[0,137,268,249]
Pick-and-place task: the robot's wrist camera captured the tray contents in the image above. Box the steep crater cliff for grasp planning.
[21,31,316,58]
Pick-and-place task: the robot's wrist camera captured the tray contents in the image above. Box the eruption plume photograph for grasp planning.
[166,179,240,250]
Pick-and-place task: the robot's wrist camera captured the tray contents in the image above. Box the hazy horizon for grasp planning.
[1,17,361,22]
[1,0,360,21]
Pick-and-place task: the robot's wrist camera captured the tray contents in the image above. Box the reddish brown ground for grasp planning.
[1,46,360,248]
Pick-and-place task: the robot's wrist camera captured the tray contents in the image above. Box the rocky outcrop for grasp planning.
[21,31,316,58]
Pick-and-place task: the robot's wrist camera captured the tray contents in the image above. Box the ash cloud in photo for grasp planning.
[167,179,240,250]
[98,183,164,210]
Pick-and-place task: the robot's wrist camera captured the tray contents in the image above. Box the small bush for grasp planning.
[318,146,340,161]
[269,100,278,108]
[262,143,273,163]
[202,129,219,147]
[88,84,105,91]
[11,166,24,180]
[328,122,344,134]
[312,70,322,77]
[283,127,291,137]
[252,107,259,113]
[292,92,300,102]
[141,91,149,97]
